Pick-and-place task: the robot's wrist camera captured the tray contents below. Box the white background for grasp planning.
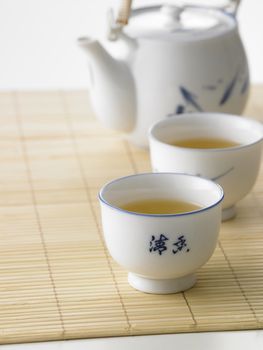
[0,0,262,90]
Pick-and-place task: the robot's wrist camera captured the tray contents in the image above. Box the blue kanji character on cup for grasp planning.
[149,234,169,255]
[173,235,190,254]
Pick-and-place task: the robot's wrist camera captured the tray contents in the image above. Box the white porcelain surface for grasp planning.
[99,173,223,294]
[149,113,263,219]
[79,5,249,147]
[128,272,196,294]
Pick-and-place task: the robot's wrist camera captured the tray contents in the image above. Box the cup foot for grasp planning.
[222,206,236,221]
[128,273,196,294]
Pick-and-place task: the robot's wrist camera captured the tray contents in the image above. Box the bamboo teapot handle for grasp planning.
[116,0,133,26]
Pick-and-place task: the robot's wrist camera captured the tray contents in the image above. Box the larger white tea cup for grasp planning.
[149,113,263,221]
[99,173,223,294]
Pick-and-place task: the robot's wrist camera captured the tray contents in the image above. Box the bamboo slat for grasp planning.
[0,88,262,344]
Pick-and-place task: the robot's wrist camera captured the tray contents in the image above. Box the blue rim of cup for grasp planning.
[149,113,263,153]
[98,172,224,218]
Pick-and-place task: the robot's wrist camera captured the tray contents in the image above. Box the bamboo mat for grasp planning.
[0,88,263,344]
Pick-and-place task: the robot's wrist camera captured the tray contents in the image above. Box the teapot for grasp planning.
[78,0,249,147]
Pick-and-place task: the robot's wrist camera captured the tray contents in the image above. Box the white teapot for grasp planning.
[78,1,249,147]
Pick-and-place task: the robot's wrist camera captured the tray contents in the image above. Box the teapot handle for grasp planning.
[107,0,133,41]
[116,0,133,26]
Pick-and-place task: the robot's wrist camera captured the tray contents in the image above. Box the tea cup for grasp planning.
[99,173,223,294]
[149,113,263,221]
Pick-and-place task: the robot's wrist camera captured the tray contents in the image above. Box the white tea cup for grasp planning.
[149,113,263,221]
[99,173,223,294]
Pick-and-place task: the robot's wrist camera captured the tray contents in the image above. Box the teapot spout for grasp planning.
[78,37,135,132]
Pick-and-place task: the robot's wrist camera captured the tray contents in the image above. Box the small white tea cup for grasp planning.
[99,173,223,294]
[149,113,263,221]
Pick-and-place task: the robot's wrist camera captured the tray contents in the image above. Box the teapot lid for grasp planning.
[123,4,236,41]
